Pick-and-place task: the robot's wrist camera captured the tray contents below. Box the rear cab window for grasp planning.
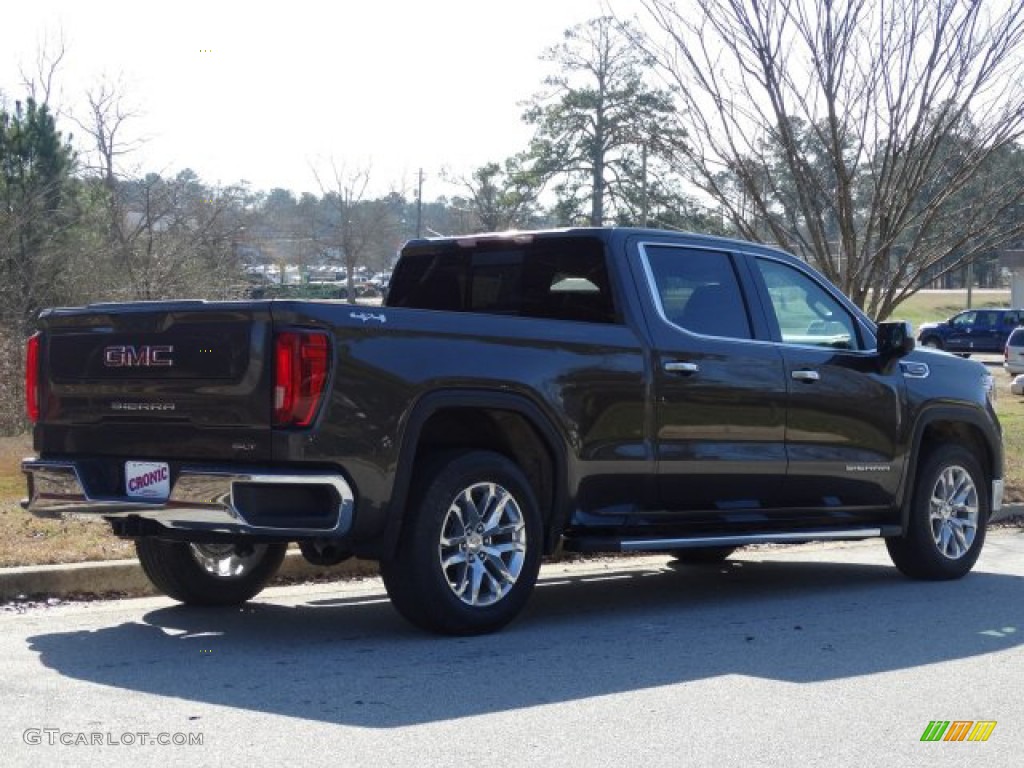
[386,236,620,324]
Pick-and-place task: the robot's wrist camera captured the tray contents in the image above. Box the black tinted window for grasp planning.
[644,246,752,339]
[974,311,998,328]
[386,237,618,323]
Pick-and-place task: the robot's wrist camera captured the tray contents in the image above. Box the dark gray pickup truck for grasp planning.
[22,228,1003,634]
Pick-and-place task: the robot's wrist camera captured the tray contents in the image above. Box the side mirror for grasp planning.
[877,320,915,360]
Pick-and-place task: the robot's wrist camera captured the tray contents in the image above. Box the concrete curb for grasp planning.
[2,504,1022,602]
[0,549,379,602]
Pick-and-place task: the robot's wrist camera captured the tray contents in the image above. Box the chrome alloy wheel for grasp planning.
[438,482,527,607]
[929,465,980,560]
[189,543,268,578]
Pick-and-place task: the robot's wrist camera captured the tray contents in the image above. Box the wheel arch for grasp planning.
[382,390,571,559]
[899,406,1002,531]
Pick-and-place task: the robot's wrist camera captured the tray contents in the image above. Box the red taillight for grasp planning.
[273,331,330,427]
[26,332,41,423]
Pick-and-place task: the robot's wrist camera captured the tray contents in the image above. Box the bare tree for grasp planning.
[71,75,147,266]
[100,170,247,300]
[634,0,1024,319]
[18,30,67,107]
[70,79,243,300]
[75,77,145,188]
[311,158,394,303]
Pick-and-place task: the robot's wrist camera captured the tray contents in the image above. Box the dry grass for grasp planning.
[0,435,134,567]
[994,387,1024,503]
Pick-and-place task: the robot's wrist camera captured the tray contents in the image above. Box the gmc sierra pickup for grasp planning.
[22,228,1003,634]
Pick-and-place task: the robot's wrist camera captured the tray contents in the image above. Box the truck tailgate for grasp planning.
[33,302,273,462]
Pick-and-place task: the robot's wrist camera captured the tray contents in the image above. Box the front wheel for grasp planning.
[886,444,988,580]
[380,450,543,635]
[921,336,943,350]
[136,539,287,605]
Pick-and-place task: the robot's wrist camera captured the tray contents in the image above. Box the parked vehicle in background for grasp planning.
[22,228,1004,635]
[1004,327,1024,375]
[917,308,1024,355]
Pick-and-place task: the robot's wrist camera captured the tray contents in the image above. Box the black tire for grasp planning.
[921,336,943,350]
[135,539,287,605]
[886,444,988,580]
[380,450,543,635]
[670,546,738,564]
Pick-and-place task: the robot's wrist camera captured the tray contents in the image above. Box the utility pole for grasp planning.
[415,168,424,238]
[640,142,649,228]
[967,258,974,309]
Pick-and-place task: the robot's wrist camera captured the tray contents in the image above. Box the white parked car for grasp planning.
[1005,327,1024,376]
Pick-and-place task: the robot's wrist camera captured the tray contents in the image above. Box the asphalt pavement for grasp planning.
[2,530,1022,767]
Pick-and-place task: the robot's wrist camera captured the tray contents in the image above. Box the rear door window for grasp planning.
[974,311,998,329]
[643,246,753,340]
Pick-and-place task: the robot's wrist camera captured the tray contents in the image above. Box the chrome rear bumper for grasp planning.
[21,458,355,538]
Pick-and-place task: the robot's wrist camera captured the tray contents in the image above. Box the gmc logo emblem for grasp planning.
[103,345,175,367]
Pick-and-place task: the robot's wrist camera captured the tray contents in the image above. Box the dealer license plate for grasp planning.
[125,461,170,500]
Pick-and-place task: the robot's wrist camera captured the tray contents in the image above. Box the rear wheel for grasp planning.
[670,546,737,564]
[380,450,543,635]
[886,444,988,580]
[136,539,287,605]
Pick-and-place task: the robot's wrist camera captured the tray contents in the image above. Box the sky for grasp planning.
[1,0,647,199]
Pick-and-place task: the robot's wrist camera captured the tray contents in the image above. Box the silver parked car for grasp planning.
[1004,327,1024,375]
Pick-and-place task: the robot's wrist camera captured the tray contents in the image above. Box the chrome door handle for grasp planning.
[791,369,820,383]
[664,361,700,374]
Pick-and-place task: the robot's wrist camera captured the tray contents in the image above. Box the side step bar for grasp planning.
[563,526,901,553]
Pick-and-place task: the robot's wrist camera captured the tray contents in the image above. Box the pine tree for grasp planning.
[0,97,78,331]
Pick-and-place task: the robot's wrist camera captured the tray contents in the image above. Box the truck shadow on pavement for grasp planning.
[26,553,1023,728]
